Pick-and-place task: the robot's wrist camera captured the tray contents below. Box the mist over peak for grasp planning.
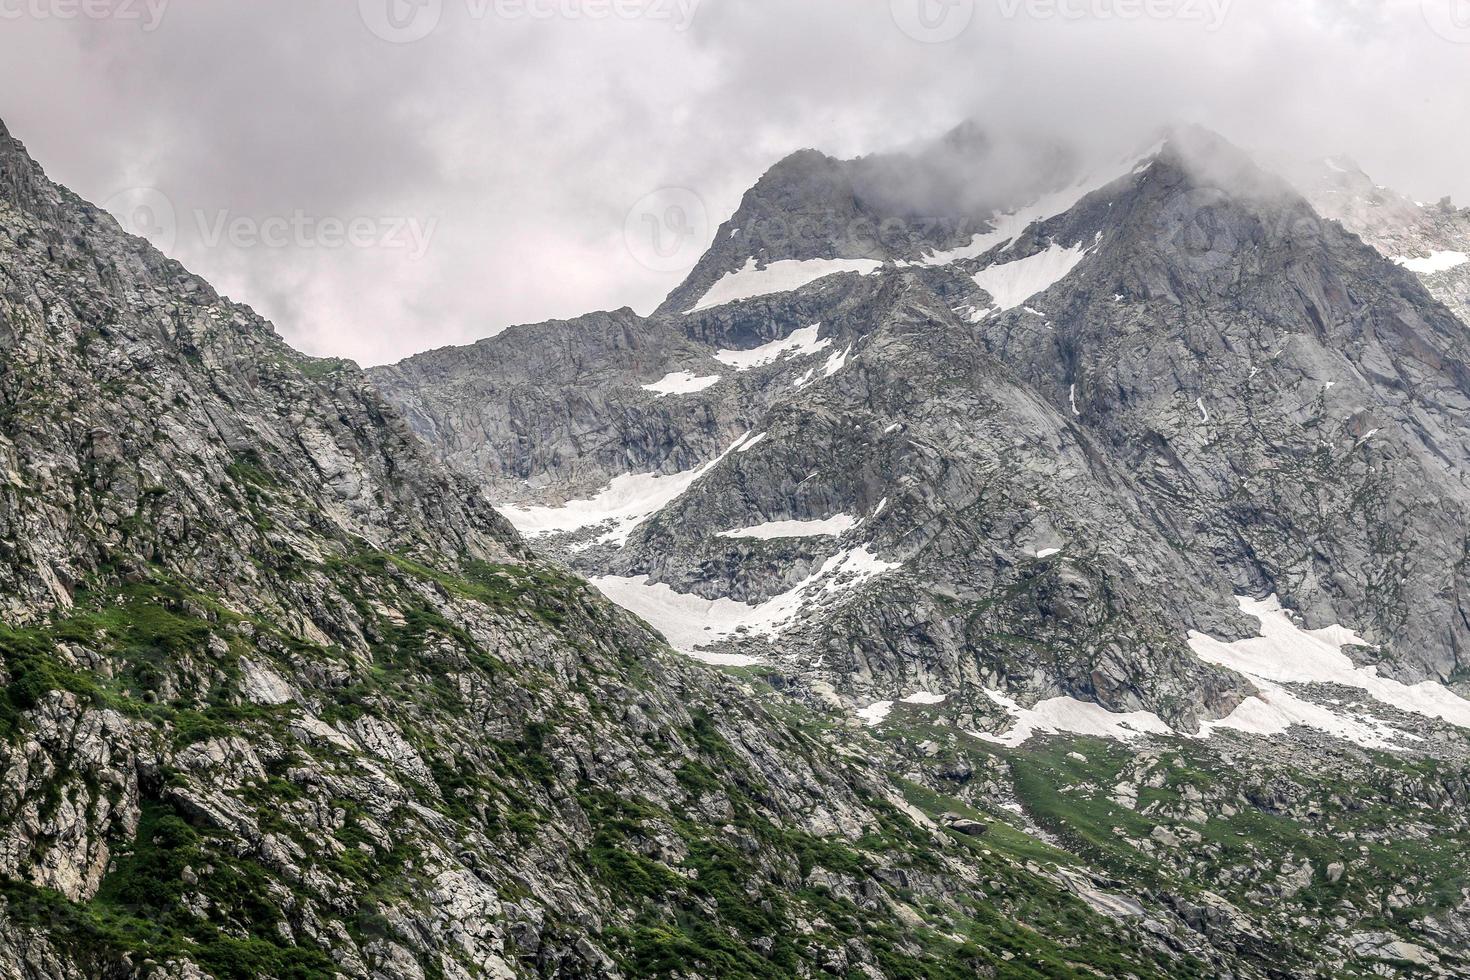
[2,1,1465,365]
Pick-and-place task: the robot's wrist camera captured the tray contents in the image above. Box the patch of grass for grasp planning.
[4,797,339,980]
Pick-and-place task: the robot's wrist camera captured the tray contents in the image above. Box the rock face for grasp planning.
[369,309,743,502]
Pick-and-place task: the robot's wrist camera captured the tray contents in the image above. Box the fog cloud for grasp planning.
[1,0,1466,364]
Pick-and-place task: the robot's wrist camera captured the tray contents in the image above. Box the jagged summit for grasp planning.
[656,124,1300,321]
[656,122,1097,316]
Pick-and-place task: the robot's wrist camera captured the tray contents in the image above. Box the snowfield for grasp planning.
[691,257,883,311]
[590,545,900,662]
[971,242,1091,311]
[714,324,831,371]
[641,371,721,396]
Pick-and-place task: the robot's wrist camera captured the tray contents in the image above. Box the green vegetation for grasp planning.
[10,543,1459,978]
[3,798,339,980]
[576,716,1198,979]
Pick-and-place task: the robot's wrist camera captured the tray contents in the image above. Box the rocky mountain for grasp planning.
[0,116,1233,979]
[7,102,1470,979]
[376,127,1470,703]
[653,125,1079,318]
[372,126,1470,974]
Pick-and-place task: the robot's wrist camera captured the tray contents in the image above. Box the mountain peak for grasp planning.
[0,113,69,223]
[1153,124,1297,201]
[657,126,1094,315]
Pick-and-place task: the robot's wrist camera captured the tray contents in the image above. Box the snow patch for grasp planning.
[720,514,858,540]
[642,371,721,397]
[858,691,947,727]
[823,345,852,377]
[975,690,1174,748]
[737,432,768,453]
[590,545,900,659]
[498,431,756,546]
[715,324,831,371]
[1188,596,1470,740]
[1394,251,1468,275]
[1035,548,1062,559]
[972,243,1091,311]
[692,257,883,311]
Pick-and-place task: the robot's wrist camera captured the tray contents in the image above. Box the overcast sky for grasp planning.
[1,0,1467,365]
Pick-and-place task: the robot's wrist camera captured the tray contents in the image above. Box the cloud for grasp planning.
[0,0,1466,364]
